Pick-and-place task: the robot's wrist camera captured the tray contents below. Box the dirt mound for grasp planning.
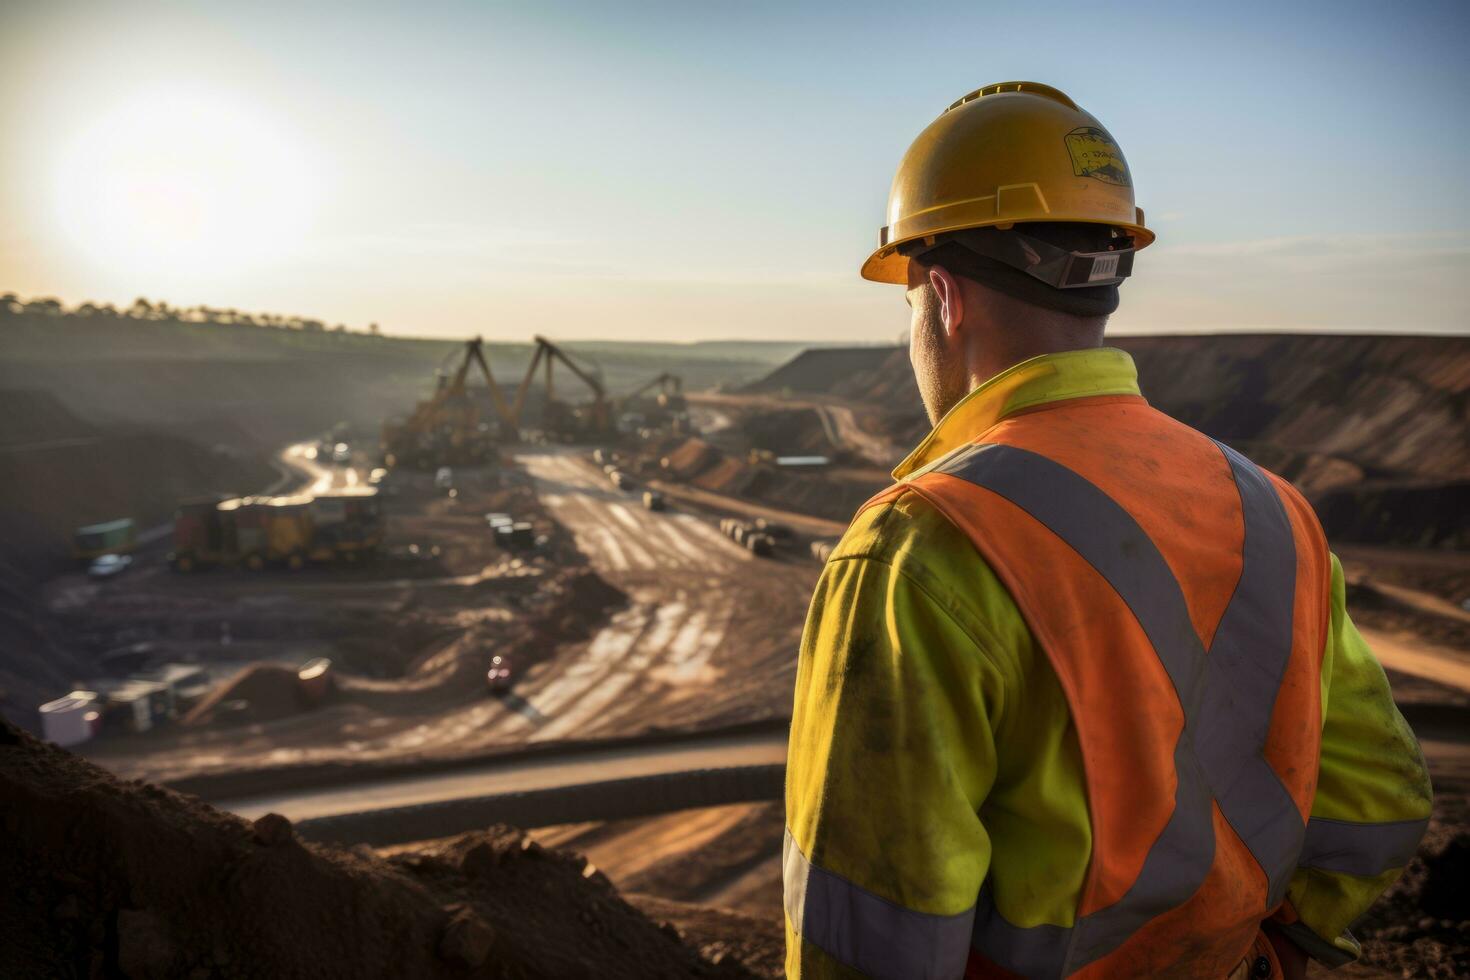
[180,664,308,728]
[737,408,838,457]
[1356,831,1470,979]
[744,347,903,397]
[629,897,783,980]
[663,438,720,480]
[0,718,751,979]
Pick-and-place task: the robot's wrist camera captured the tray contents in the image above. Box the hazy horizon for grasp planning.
[5,291,1467,347]
[2,0,1467,341]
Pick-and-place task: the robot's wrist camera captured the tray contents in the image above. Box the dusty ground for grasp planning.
[70,445,814,794]
[71,453,620,785]
[512,451,815,740]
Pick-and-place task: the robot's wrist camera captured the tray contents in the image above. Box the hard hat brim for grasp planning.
[860,248,909,285]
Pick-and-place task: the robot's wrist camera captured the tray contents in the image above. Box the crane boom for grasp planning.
[624,372,683,402]
[533,335,605,399]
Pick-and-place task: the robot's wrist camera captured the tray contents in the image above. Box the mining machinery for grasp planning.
[506,335,612,441]
[380,337,515,468]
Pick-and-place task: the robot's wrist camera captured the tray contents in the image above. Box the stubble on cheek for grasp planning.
[908,290,962,425]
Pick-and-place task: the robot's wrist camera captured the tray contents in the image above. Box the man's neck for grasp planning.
[969,336,1105,391]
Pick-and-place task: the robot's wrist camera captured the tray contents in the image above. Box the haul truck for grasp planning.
[307,487,385,563]
[170,488,384,572]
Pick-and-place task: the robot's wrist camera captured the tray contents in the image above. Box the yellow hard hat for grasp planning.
[861,81,1153,284]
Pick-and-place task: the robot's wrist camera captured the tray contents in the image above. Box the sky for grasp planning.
[1,0,1467,342]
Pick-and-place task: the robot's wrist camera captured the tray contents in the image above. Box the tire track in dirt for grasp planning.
[508,450,799,743]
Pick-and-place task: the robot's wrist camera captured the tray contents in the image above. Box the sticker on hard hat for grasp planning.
[1065,127,1131,187]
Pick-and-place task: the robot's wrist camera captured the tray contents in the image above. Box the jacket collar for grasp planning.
[892,347,1143,480]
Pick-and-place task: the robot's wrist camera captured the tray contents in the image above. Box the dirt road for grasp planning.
[453,449,816,744]
[218,728,787,822]
[1361,627,1470,695]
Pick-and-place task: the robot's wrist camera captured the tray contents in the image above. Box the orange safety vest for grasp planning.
[858,393,1332,978]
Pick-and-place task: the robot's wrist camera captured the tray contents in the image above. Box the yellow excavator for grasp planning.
[506,335,612,441]
[381,337,517,468]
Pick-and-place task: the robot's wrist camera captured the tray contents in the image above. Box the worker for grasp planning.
[784,82,1432,979]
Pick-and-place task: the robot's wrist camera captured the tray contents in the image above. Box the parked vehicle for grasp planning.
[754,518,794,540]
[643,490,666,511]
[486,655,513,693]
[746,532,776,557]
[219,495,315,570]
[308,487,385,563]
[73,518,136,560]
[496,522,536,549]
[171,488,383,571]
[88,553,133,578]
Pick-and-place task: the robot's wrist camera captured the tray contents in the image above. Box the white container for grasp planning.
[40,691,99,747]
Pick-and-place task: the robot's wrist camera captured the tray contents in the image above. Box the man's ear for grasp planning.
[928,265,964,338]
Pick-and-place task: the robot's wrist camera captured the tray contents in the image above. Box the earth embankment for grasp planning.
[742,333,1470,546]
[0,718,751,979]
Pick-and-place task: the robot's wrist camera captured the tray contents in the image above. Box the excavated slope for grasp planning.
[747,333,1469,544]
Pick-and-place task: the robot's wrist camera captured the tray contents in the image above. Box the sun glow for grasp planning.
[49,89,320,284]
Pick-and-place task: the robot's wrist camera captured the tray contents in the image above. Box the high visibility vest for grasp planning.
[858,394,1333,978]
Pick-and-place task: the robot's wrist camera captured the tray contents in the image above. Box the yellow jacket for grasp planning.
[784,348,1432,978]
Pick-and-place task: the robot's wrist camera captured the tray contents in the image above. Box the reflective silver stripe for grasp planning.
[1196,443,1302,908]
[971,881,1070,978]
[934,441,1305,976]
[783,829,975,980]
[1299,816,1429,876]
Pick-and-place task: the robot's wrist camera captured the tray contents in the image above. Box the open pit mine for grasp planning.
[2,302,1467,977]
